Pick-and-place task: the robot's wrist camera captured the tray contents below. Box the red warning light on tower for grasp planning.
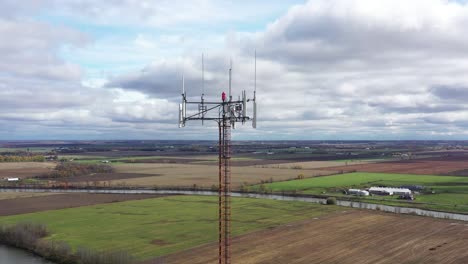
[222,92,226,101]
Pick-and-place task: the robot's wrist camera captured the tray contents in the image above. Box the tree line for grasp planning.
[39,162,114,179]
[0,155,45,162]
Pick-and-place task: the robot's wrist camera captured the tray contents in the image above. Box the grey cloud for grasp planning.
[0,19,89,81]
[248,0,468,68]
[430,85,468,100]
[4,0,468,139]
[105,55,241,100]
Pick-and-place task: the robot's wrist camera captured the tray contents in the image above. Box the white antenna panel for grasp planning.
[242,90,247,117]
[252,101,257,129]
[182,100,186,120]
[179,103,184,127]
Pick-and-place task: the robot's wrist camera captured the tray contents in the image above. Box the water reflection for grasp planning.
[0,245,54,264]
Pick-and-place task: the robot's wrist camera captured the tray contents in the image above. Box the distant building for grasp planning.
[369,187,411,196]
[7,178,20,182]
[348,189,369,196]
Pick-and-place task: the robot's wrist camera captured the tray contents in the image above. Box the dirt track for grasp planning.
[158,210,468,264]
[0,193,168,216]
[320,157,468,175]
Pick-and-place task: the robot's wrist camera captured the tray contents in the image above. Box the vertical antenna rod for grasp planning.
[229,59,232,101]
[201,54,205,124]
[202,53,205,96]
[182,74,185,95]
[254,50,256,100]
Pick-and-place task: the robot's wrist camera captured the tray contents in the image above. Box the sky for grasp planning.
[2,0,468,140]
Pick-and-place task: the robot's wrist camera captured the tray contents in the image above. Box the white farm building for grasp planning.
[369,187,411,196]
[348,189,369,196]
[6,177,20,182]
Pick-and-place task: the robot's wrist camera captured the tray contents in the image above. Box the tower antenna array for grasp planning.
[179,54,257,264]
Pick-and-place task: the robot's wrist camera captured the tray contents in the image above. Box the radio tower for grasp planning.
[179,54,257,264]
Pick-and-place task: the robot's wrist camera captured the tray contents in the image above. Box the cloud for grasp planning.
[3,0,468,139]
[430,85,468,100]
[102,1,468,139]
[253,0,468,65]
[0,19,88,80]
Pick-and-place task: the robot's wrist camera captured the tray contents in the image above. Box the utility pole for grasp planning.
[179,56,257,264]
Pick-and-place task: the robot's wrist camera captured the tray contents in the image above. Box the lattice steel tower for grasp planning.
[178,55,257,264]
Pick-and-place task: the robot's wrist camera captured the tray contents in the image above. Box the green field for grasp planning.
[0,195,339,260]
[256,172,468,213]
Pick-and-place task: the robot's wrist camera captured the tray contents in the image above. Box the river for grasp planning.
[0,245,54,264]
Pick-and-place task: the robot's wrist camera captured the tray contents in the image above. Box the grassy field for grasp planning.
[256,172,468,213]
[0,195,340,260]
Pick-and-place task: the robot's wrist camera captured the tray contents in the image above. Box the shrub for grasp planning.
[326,197,337,205]
[38,240,74,263]
[76,247,135,264]
[290,165,303,170]
[239,183,249,193]
[258,184,271,194]
[0,222,48,249]
[0,222,135,264]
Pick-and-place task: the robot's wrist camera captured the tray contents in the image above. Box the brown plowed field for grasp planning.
[52,172,160,183]
[319,156,468,175]
[0,162,55,178]
[159,211,468,264]
[0,192,59,200]
[110,164,338,187]
[0,193,168,216]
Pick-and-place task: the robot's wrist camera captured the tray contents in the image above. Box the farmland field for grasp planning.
[257,172,468,213]
[256,159,377,169]
[261,172,468,191]
[0,162,55,178]
[64,154,315,167]
[77,163,339,188]
[161,210,468,264]
[0,191,59,201]
[0,195,341,260]
[0,193,168,216]
[320,155,468,175]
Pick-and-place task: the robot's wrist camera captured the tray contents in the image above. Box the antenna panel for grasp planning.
[252,101,257,129]
[242,90,247,117]
[182,100,186,120]
[178,103,184,127]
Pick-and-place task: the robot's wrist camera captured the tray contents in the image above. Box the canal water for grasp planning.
[0,245,54,264]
